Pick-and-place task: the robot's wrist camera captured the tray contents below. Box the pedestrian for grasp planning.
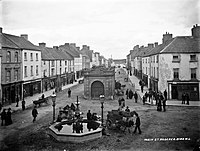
[133,112,141,134]
[68,88,71,98]
[134,91,138,103]
[6,108,12,125]
[163,99,166,112]
[142,95,146,105]
[22,100,26,110]
[0,102,2,111]
[1,109,6,126]
[182,92,186,104]
[121,97,125,108]
[148,91,152,103]
[32,106,38,122]
[128,89,134,99]
[186,93,190,105]
[41,94,45,100]
[126,89,129,99]
[141,84,144,93]
[164,90,167,100]
[125,106,130,112]
[118,97,122,107]
[87,110,92,120]
[16,95,19,107]
[139,80,142,86]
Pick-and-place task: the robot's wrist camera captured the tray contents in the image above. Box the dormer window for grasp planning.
[172,55,180,63]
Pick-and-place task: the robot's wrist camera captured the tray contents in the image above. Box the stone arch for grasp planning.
[91,81,104,99]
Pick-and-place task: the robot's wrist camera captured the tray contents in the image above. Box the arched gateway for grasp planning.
[83,66,115,100]
[91,81,104,99]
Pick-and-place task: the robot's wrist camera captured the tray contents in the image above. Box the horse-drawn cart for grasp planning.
[106,110,136,131]
[33,97,49,107]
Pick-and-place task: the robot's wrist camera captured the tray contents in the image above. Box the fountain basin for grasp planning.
[48,120,102,143]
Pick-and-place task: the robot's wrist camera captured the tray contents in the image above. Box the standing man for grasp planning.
[22,100,26,110]
[134,91,138,103]
[163,99,166,112]
[68,88,71,98]
[186,93,190,105]
[87,110,92,120]
[141,84,144,93]
[164,90,167,100]
[1,109,6,126]
[16,95,19,107]
[133,112,141,134]
[182,92,186,104]
[128,89,134,99]
[32,106,38,122]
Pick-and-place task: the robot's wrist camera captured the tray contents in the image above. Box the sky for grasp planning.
[0,0,199,59]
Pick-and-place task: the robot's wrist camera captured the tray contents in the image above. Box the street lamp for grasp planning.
[99,94,105,126]
[51,92,56,123]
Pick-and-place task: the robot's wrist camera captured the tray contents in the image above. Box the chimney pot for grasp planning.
[53,46,58,50]
[65,43,69,46]
[76,47,80,51]
[39,42,46,47]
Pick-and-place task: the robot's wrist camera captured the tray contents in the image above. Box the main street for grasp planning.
[0,68,199,151]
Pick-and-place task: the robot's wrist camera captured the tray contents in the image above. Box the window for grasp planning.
[190,55,197,61]
[156,55,159,63]
[60,61,62,66]
[43,70,47,77]
[65,67,67,73]
[6,70,11,82]
[14,70,19,81]
[36,53,38,61]
[24,52,27,61]
[173,68,179,79]
[30,53,33,61]
[51,68,55,76]
[24,66,27,77]
[60,68,62,74]
[51,61,55,67]
[6,51,11,62]
[154,67,155,77]
[43,61,46,65]
[146,67,147,74]
[157,67,159,79]
[191,68,196,79]
[14,52,18,62]
[172,55,180,62]
[65,61,67,66]
[146,59,147,63]
[36,65,38,75]
[31,66,33,76]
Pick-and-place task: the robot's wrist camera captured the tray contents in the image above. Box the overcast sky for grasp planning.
[0,0,199,59]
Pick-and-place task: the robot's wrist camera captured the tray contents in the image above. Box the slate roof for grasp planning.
[160,36,200,54]
[81,48,93,61]
[3,33,41,51]
[59,44,80,58]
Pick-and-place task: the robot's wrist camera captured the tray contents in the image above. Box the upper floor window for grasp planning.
[191,68,196,79]
[24,66,27,77]
[173,68,179,79]
[172,55,180,62]
[190,55,197,62]
[14,52,18,62]
[65,67,67,73]
[51,68,55,76]
[36,65,38,75]
[156,55,159,63]
[60,60,62,66]
[30,53,33,61]
[14,69,19,81]
[60,68,62,74]
[43,70,47,77]
[6,51,11,62]
[6,70,11,82]
[43,61,46,65]
[51,61,55,67]
[36,53,38,61]
[31,66,33,76]
[24,52,27,61]
[65,61,67,66]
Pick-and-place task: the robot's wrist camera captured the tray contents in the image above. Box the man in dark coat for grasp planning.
[1,109,6,126]
[16,96,19,107]
[134,91,138,103]
[125,106,130,112]
[22,100,26,110]
[133,113,141,134]
[186,93,190,105]
[128,89,134,99]
[87,110,92,120]
[164,90,167,100]
[182,93,186,104]
[6,108,12,125]
[163,99,166,112]
[126,89,129,99]
[32,106,38,122]
[68,88,71,98]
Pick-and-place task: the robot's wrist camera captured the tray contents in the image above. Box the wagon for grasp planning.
[33,97,49,107]
[106,110,136,130]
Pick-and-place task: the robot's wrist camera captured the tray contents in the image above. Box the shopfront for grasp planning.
[23,80,41,97]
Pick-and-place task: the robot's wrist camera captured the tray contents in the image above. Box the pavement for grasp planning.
[1,78,83,112]
[128,74,200,107]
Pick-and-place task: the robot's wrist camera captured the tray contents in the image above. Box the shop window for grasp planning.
[173,68,179,79]
[6,70,11,82]
[191,68,196,79]
[14,52,18,62]
[6,51,11,62]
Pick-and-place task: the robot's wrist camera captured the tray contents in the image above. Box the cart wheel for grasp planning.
[106,120,112,129]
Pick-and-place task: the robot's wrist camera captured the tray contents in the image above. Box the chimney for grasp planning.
[70,43,76,47]
[87,46,90,50]
[82,45,88,49]
[154,42,158,47]
[148,43,154,49]
[39,42,46,47]
[162,32,173,44]
[20,34,28,40]
[133,45,139,50]
[0,27,2,33]
[53,46,58,50]
[65,43,69,46]
[76,47,80,51]
[191,24,200,38]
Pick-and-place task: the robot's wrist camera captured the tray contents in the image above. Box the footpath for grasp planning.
[128,74,200,107]
[1,78,83,112]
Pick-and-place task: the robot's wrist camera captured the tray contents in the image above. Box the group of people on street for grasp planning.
[1,108,12,126]
[125,89,138,103]
[182,92,190,105]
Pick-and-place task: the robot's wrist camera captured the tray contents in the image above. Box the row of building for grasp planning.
[126,25,200,101]
[0,27,111,105]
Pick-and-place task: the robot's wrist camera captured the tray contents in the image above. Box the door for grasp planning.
[91,81,104,99]
[172,85,178,99]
